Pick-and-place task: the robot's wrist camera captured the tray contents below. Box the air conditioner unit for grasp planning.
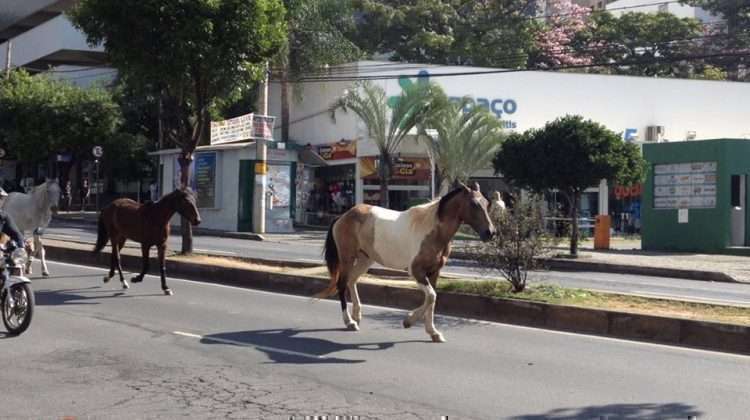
[686,131,697,141]
[645,125,665,142]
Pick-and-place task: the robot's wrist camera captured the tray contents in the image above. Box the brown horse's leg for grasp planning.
[104,237,117,283]
[158,244,172,296]
[131,244,150,283]
[115,238,129,290]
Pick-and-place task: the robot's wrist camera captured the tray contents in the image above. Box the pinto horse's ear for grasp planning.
[471,182,480,192]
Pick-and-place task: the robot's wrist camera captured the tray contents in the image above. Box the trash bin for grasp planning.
[594,215,611,250]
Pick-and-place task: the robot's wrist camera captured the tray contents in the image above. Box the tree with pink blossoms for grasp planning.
[531,0,594,69]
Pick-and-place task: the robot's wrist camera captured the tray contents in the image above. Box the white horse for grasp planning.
[2,179,61,276]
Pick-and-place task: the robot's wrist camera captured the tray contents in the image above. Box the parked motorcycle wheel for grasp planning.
[2,283,34,335]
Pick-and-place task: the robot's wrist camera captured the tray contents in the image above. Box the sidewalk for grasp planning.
[52,212,750,283]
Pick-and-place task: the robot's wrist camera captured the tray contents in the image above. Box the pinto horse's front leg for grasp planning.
[404,266,445,343]
[157,244,172,296]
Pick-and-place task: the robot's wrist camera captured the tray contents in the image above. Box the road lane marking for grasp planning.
[172,330,327,360]
[46,234,80,240]
[631,290,750,307]
[194,248,238,256]
[46,260,750,359]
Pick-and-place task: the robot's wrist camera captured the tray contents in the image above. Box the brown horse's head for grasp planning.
[174,189,201,226]
[442,182,496,241]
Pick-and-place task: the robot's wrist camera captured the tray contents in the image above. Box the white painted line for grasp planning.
[47,260,750,359]
[295,258,321,263]
[194,248,238,256]
[172,330,327,360]
[46,234,80,240]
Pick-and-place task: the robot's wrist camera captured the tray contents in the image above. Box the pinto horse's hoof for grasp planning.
[122,281,130,290]
[103,276,111,283]
[346,322,359,331]
[131,276,143,283]
[402,319,412,329]
[430,333,446,343]
[163,288,173,296]
[42,272,50,277]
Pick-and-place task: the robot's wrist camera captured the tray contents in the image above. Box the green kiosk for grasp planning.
[643,139,750,253]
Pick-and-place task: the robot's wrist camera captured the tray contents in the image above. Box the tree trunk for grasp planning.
[177,153,194,254]
[379,154,390,208]
[280,68,290,143]
[569,190,580,257]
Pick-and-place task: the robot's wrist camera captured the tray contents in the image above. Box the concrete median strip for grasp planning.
[43,242,750,356]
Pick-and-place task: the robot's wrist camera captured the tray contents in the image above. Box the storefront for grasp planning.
[360,156,433,210]
[153,142,298,233]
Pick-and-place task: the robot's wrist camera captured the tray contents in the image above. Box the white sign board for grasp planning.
[678,208,689,223]
[92,145,103,158]
[653,161,717,209]
[210,113,276,145]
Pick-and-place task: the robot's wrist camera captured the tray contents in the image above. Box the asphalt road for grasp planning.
[4,261,749,418]
[44,220,750,307]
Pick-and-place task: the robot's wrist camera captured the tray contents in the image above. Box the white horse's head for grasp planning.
[43,178,61,214]
[489,191,506,218]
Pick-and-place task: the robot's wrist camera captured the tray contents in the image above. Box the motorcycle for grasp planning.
[0,244,33,335]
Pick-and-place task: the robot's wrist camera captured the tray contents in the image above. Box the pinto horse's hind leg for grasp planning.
[337,257,360,331]
[157,244,172,296]
[348,256,372,325]
[131,244,150,284]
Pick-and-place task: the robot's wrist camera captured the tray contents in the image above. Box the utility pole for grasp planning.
[4,40,12,77]
[252,62,269,234]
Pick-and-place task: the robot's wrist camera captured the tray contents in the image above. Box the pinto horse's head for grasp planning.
[175,188,201,226]
[457,182,496,242]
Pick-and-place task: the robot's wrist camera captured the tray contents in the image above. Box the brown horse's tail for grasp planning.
[313,218,340,299]
[93,213,108,255]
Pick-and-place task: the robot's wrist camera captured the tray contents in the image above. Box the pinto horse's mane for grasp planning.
[437,187,464,220]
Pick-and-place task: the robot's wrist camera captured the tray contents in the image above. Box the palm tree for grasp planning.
[329,80,447,207]
[424,98,505,194]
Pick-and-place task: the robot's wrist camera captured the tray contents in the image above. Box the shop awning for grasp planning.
[298,148,328,167]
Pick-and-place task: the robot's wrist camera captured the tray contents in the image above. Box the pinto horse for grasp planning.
[315,182,498,342]
[93,189,201,295]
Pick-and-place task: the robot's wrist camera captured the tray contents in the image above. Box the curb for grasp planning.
[43,244,750,356]
[450,250,739,284]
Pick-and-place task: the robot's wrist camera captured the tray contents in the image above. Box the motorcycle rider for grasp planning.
[0,188,25,251]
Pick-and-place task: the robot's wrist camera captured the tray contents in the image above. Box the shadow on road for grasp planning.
[28,274,104,280]
[34,289,164,306]
[510,402,702,420]
[201,328,424,365]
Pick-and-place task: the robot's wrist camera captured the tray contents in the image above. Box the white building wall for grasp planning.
[274,62,750,147]
[0,14,103,70]
[606,0,721,23]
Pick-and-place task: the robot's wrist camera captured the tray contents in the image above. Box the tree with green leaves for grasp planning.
[423,99,505,194]
[329,80,447,207]
[573,11,705,78]
[493,115,645,256]
[70,0,286,253]
[276,0,361,142]
[0,70,121,184]
[681,0,750,81]
[353,0,539,68]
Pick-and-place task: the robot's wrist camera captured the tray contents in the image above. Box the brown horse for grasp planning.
[93,189,201,295]
[315,182,498,342]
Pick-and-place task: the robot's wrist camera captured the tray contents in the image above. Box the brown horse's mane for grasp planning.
[437,187,464,220]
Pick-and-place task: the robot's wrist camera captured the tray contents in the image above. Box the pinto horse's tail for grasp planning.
[93,213,108,255]
[314,218,340,299]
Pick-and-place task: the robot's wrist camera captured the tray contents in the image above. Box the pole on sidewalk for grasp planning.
[4,40,12,77]
[252,63,269,234]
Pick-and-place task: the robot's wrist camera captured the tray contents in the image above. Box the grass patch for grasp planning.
[437,280,750,326]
